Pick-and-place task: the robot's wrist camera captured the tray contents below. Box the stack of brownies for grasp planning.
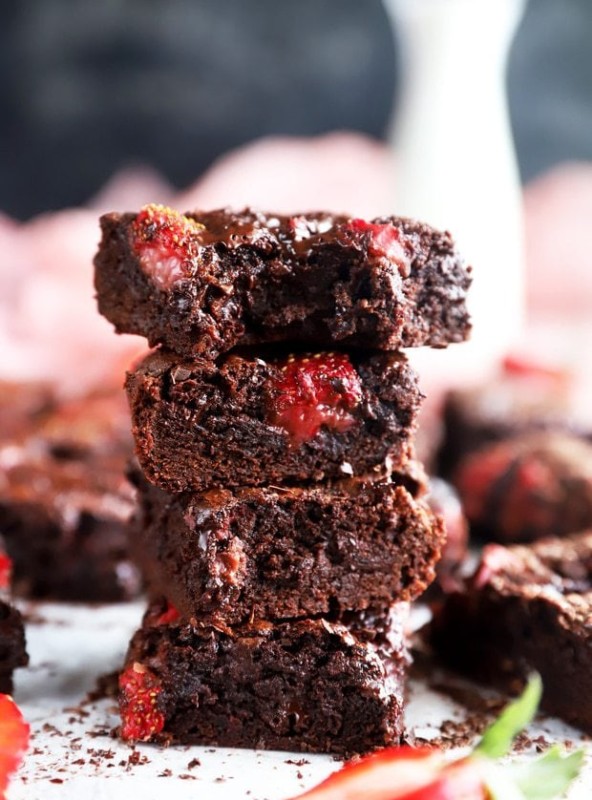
[93,204,471,754]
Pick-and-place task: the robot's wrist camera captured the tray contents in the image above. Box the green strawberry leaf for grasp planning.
[475,674,543,759]
[508,746,584,800]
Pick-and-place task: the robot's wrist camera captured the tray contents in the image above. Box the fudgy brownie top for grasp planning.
[0,380,56,443]
[0,386,138,602]
[436,356,589,477]
[126,345,423,491]
[31,389,133,463]
[95,204,471,358]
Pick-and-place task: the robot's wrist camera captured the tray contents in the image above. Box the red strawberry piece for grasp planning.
[291,747,485,800]
[345,219,410,275]
[131,204,205,290]
[268,352,362,445]
[119,662,165,742]
[0,694,30,798]
[154,600,181,626]
[0,554,11,592]
[502,355,568,385]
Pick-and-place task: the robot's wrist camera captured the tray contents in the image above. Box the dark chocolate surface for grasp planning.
[0,388,140,602]
[0,599,28,694]
[453,432,592,544]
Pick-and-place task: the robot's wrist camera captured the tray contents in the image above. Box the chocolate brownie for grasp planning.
[0,386,141,601]
[453,432,592,543]
[436,357,587,478]
[95,205,472,359]
[130,474,443,626]
[0,450,139,602]
[0,442,139,602]
[126,346,422,492]
[0,600,28,694]
[118,598,408,754]
[429,532,592,733]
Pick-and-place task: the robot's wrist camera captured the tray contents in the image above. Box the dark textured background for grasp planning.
[1,0,591,218]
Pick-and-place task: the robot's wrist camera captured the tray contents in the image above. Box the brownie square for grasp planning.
[0,389,140,602]
[0,600,28,694]
[95,205,471,359]
[436,359,588,478]
[429,532,592,732]
[119,598,409,755]
[130,475,444,626]
[452,432,592,544]
[126,346,423,492]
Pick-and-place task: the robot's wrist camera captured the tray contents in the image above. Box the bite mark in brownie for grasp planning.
[119,598,408,754]
[95,205,472,358]
[429,531,592,733]
[126,347,423,492]
[130,475,444,626]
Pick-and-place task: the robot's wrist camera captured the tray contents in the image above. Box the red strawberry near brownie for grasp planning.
[0,694,30,798]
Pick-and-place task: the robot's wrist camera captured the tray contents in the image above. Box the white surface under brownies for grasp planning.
[8,601,592,800]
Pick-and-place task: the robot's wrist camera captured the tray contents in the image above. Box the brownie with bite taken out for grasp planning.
[95,205,472,360]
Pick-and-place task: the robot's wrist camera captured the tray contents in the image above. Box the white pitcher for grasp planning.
[383,0,527,387]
